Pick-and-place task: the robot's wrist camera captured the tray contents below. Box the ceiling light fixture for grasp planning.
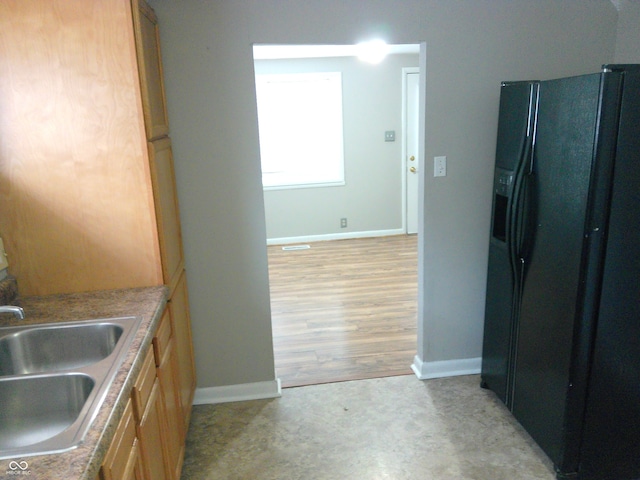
[356,40,389,64]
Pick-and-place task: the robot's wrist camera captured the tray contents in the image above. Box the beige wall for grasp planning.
[257,54,420,241]
[615,1,640,63]
[149,0,617,389]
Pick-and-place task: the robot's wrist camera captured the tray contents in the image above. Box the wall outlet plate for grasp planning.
[0,238,8,270]
[434,156,447,177]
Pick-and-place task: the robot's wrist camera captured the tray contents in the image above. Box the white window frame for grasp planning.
[255,71,345,190]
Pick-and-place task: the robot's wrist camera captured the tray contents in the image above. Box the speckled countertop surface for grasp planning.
[0,285,168,480]
[0,276,18,306]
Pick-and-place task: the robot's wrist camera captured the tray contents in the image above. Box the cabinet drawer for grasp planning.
[153,309,172,367]
[132,347,156,421]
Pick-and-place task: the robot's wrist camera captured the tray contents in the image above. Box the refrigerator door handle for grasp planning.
[515,153,536,266]
[508,83,538,276]
[527,85,540,176]
[508,135,534,276]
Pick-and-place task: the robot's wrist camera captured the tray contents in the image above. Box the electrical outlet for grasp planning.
[384,131,395,142]
[434,156,447,177]
[340,218,348,228]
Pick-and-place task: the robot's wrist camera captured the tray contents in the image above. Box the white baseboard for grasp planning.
[411,355,481,380]
[193,378,282,405]
[267,228,405,246]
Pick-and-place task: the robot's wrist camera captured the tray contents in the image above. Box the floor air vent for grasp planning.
[282,245,311,251]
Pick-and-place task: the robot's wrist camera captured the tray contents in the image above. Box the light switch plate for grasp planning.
[0,238,8,270]
[434,156,447,177]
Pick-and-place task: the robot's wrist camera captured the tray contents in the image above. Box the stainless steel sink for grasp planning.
[0,373,94,452]
[0,322,124,375]
[0,316,143,459]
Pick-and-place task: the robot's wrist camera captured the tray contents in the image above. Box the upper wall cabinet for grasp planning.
[0,0,186,300]
[132,0,170,141]
[0,0,164,295]
[148,137,184,293]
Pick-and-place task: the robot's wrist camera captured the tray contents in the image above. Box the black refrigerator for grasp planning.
[481,64,640,480]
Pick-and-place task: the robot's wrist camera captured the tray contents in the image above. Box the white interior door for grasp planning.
[404,69,420,234]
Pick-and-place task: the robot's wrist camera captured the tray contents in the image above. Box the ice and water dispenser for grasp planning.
[491,168,514,243]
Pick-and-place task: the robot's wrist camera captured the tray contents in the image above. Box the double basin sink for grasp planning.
[0,316,143,459]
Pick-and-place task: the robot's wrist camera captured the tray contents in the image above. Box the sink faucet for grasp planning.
[0,305,25,320]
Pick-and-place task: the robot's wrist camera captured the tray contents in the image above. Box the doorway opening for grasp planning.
[253,44,423,388]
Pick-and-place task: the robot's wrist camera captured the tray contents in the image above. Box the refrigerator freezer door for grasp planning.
[482,82,537,404]
[495,82,538,171]
[511,73,602,467]
[481,238,515,402]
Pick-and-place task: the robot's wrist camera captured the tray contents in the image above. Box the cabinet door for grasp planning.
[158,337,185,479]
[137,380,170,480]
[148,138,184,293]
[169,271,196,429]
[0,0,163,296]
[100,399,145,480]
[132,0,169,140]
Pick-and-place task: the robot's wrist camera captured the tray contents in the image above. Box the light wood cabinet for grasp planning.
[1,3,196,474]
[132,0,169,141]
[169,270,197,429]
[156,336,185,479]
[0,2,194,313]
[0,0,196,470]
[148,138,184,294]
[137,379,169,480]
[107,308,185,479]
[100,399,145,480]
[130,1,197,438]
[154,312,185,479]
[131,337,172,480]
[132,349,157,422]
[0,0,164,295]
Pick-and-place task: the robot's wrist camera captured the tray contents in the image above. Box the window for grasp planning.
[255,72,345,189]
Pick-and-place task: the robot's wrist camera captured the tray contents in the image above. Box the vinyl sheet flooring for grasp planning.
[180,374,556,480]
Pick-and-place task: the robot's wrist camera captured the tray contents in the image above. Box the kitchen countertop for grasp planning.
[0,285,168,480]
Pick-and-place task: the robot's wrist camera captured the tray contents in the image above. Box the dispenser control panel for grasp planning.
[495,169,514,196]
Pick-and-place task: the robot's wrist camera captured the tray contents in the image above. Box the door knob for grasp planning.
[409,156,415,161]
[410,167,417,173]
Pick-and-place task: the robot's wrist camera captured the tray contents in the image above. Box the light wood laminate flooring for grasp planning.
[267,235,418,388]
